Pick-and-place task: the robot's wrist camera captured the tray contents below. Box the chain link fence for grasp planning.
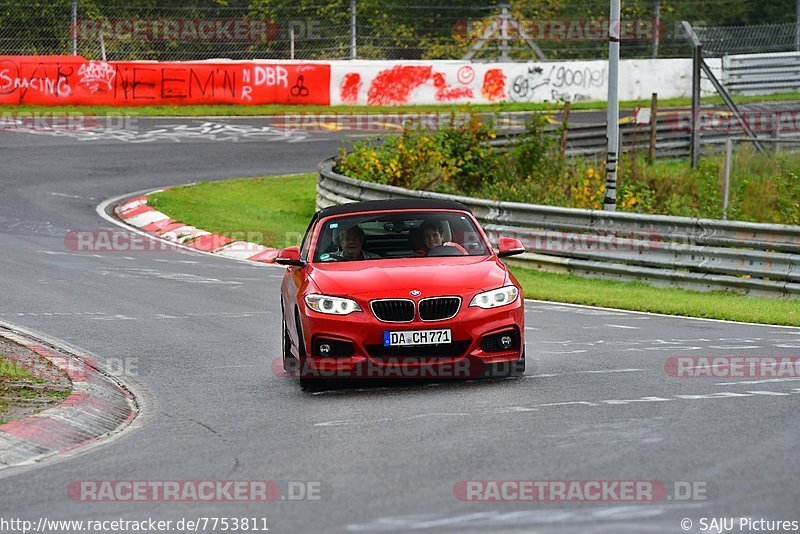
[695,23,800,58]
[0,0,797,62]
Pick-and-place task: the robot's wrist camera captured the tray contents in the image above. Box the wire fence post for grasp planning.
[71,0,78,56]
[796,0,800,51]
[652,0,661,58]
[499,1,511,61]
[604,0,621,212]
[681,21,703,168]
[350,0,357,60]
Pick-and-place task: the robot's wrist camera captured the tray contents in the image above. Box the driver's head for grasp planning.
[338,224,365,259]
[420,220,444,250]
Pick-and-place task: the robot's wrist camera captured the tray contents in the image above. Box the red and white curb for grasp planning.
[114,194,280,264]
[0,322,139,469]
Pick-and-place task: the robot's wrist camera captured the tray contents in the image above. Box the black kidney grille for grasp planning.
[419,297,460,321]
[371,300,415,322]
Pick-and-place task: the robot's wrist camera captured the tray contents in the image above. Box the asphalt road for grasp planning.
[1,118,799,533]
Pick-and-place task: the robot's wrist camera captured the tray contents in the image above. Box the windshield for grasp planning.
[312,211,490,262]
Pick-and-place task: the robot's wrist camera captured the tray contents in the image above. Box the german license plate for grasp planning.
[383,329,452,347]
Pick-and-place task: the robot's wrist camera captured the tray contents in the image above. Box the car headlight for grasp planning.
[305,294,362,315]
[469,285,519,309]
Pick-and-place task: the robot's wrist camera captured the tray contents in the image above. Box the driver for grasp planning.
[415,220,468,256]
[334,224,379,260]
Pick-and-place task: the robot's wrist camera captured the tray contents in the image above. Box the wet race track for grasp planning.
[1,117,799,533]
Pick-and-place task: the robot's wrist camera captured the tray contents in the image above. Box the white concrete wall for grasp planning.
[330,58,717,106]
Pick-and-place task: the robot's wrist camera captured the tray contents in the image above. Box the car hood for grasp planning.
[307,256,508,298]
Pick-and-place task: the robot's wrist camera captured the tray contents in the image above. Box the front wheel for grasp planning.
[514,348,526,376]
[281,304,296,373]
[485,349,525,378]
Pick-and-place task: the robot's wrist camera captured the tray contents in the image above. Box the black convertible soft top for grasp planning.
[317,198,472,218]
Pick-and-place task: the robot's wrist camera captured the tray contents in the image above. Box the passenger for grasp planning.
[335,224,379,260]
[415,220,468,256]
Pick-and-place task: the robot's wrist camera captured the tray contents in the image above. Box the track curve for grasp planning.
[1,118,798,533]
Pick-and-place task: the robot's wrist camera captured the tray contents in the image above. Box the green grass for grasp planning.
[0,356,36,381]
[149,174,317,249]
[145,173,800,327]
[511,268,800,326]
[6,91,800,117]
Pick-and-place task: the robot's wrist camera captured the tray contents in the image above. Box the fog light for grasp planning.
[313,338,354,358]
[499,335,513,349]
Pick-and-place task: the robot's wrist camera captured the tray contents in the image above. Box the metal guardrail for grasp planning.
[495,115,799,161]
[318,158,800,297]
[494,121,693,159]
[722,52,800,95]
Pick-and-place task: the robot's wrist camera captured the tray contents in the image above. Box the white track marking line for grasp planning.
[716,377,800,386]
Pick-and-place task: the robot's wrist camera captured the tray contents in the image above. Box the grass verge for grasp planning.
[147,174,800,327]
[0,349,72,425]
[0,355,39,381]
[7,91,800,117]
[149,174,317,250]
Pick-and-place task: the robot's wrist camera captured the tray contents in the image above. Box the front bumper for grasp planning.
[295,299,524,379]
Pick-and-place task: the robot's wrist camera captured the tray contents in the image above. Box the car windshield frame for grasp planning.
[309,209,492,263]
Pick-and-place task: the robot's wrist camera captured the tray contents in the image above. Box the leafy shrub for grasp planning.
[336,110,800,225]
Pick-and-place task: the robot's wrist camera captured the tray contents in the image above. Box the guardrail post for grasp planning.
[690,39,702,168]
[723,138,733,220]
[648,92,658,163]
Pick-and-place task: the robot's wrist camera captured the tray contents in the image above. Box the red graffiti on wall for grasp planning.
[367,65,432,106]
[363,65,501,105]
[481,68,506,102]
[340,72,362,105]
[432,72,473,101]
[0,56,331,106]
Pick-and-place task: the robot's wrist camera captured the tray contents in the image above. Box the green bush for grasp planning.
[336,110,800,225]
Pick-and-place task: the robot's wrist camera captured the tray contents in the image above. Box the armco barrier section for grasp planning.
[0,56,331,105]
[0,55,720,106]
[317,159,800,297]
[722,52,800,95]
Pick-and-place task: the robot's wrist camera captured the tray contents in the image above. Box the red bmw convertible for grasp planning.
[276,199,526,390]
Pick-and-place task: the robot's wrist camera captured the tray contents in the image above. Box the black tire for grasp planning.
[281,305,297,373]
[299,375,326,391]
[513,348,526,376]
[294,309,327,391]
[485,349,525,378]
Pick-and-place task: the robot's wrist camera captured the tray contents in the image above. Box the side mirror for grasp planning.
[497,237,525,258]
[275,246,305,267]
